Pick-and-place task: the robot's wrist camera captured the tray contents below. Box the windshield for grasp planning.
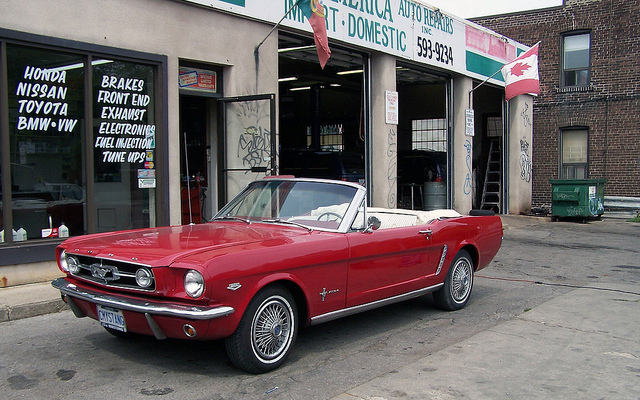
[215,180,358,231]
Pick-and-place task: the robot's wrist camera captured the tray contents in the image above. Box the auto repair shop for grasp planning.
[0,0,531,285]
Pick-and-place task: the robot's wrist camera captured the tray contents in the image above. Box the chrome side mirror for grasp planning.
[364,216,381,233]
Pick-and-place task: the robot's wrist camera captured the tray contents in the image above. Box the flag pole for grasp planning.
[255,0,301,56]
[468,68,503,108]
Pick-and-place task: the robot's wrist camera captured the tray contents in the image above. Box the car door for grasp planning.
[345,224,442,308]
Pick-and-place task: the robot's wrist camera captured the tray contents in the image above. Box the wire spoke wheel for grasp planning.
[251,297,293,360]
[433,249,474,311]
[450,258,472,303]
[226,286,297,373]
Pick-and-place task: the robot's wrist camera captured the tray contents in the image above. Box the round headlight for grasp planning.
[67,256,81,274]
[184,270,204,298]
[59,250,69,272]
[135,268,153,288]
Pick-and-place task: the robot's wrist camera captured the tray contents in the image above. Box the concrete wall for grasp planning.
[1,0,279,226]
[369,53,397,208]
[451,75,473,214]
[0,262,63,288]
[507,95,534,214]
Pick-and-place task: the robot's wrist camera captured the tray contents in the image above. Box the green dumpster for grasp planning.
[550,179,606,220]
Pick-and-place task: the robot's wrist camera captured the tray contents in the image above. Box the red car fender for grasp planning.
[211,271,311,336]
[440,240,478,273]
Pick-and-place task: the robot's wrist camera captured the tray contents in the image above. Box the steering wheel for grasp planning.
[317,212,343,223]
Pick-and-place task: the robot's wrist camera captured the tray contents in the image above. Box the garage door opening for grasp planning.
[278,33,367,186]
[471,84,505,213]
[396,62,449,211]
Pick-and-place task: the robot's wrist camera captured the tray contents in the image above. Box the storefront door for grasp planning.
[218,94,276,206]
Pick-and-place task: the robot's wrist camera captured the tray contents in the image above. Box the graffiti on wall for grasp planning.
[520,138,531,182]
[387,127,397,208]
[520,101,532,128]
[463,139,472,195]
[226,99,272,172]
[238,125,271,170]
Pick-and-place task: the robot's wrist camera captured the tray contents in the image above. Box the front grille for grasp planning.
[67,254,156,291]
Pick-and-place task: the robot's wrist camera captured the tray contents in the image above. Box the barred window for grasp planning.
[411,119,446,152]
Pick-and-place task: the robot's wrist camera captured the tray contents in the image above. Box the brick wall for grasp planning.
[473,0,640,209]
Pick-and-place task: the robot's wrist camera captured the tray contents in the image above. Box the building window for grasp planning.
[1,36,163,247]
[6,45,86,241]
[561,129,588,179]
[562,32,591,86]
[411,118,446,152]
[92,59,157,233]
[486,116,502,137]
[307,124,344,151]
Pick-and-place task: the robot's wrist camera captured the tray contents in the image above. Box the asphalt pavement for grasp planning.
[1,215,638,399]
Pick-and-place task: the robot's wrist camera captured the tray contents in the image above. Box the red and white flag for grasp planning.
[501,43,540,101]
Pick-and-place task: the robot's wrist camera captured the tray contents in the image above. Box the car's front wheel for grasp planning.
[433,249,474,311]
[225,285,297,373]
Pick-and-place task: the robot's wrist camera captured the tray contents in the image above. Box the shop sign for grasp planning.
[138,169,156,179]
[179,67,217,93]
[14,67,79,135]
[94,70,156,168]
[385,90,398,125]
[184,0,527,84]
[138,178,156,189]
[465,108,474,136]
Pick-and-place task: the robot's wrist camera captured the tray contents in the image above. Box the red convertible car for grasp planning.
[52,178,503,373]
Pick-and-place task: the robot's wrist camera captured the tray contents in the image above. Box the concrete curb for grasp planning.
[0,299,67,322]
[0,281,67,323]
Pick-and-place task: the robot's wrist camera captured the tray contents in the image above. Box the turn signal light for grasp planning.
[183,324,197,338]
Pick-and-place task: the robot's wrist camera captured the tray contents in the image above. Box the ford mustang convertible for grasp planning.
[52,178,503,373]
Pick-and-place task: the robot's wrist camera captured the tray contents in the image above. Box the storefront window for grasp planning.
[92,59,157,232]
[1,36,162,249]
[6,45,85,241]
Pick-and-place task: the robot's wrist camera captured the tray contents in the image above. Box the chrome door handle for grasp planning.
[419,229,433,238]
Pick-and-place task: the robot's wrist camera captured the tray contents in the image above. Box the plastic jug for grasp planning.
[59,223,69,238]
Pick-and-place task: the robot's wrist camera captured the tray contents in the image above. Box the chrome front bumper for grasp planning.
[52,277,235,321]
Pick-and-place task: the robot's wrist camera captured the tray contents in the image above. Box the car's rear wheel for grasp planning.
[433,249,474,311]
[225,285,297,373]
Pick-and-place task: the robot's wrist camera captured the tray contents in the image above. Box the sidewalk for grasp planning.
[332,282,640,399]
[0,281,66,322]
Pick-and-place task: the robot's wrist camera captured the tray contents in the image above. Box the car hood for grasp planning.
[60,222,309,267]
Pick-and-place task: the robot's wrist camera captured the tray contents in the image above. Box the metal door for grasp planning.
[218,94,276,205]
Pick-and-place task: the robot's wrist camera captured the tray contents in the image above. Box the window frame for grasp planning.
[561,30,592,87]
[559,127,589,179]
[0,28,168,264]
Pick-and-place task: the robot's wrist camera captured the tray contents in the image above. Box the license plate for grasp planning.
[97,305,127,332]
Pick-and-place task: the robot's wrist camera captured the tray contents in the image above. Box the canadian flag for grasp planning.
[501,43,540,101]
